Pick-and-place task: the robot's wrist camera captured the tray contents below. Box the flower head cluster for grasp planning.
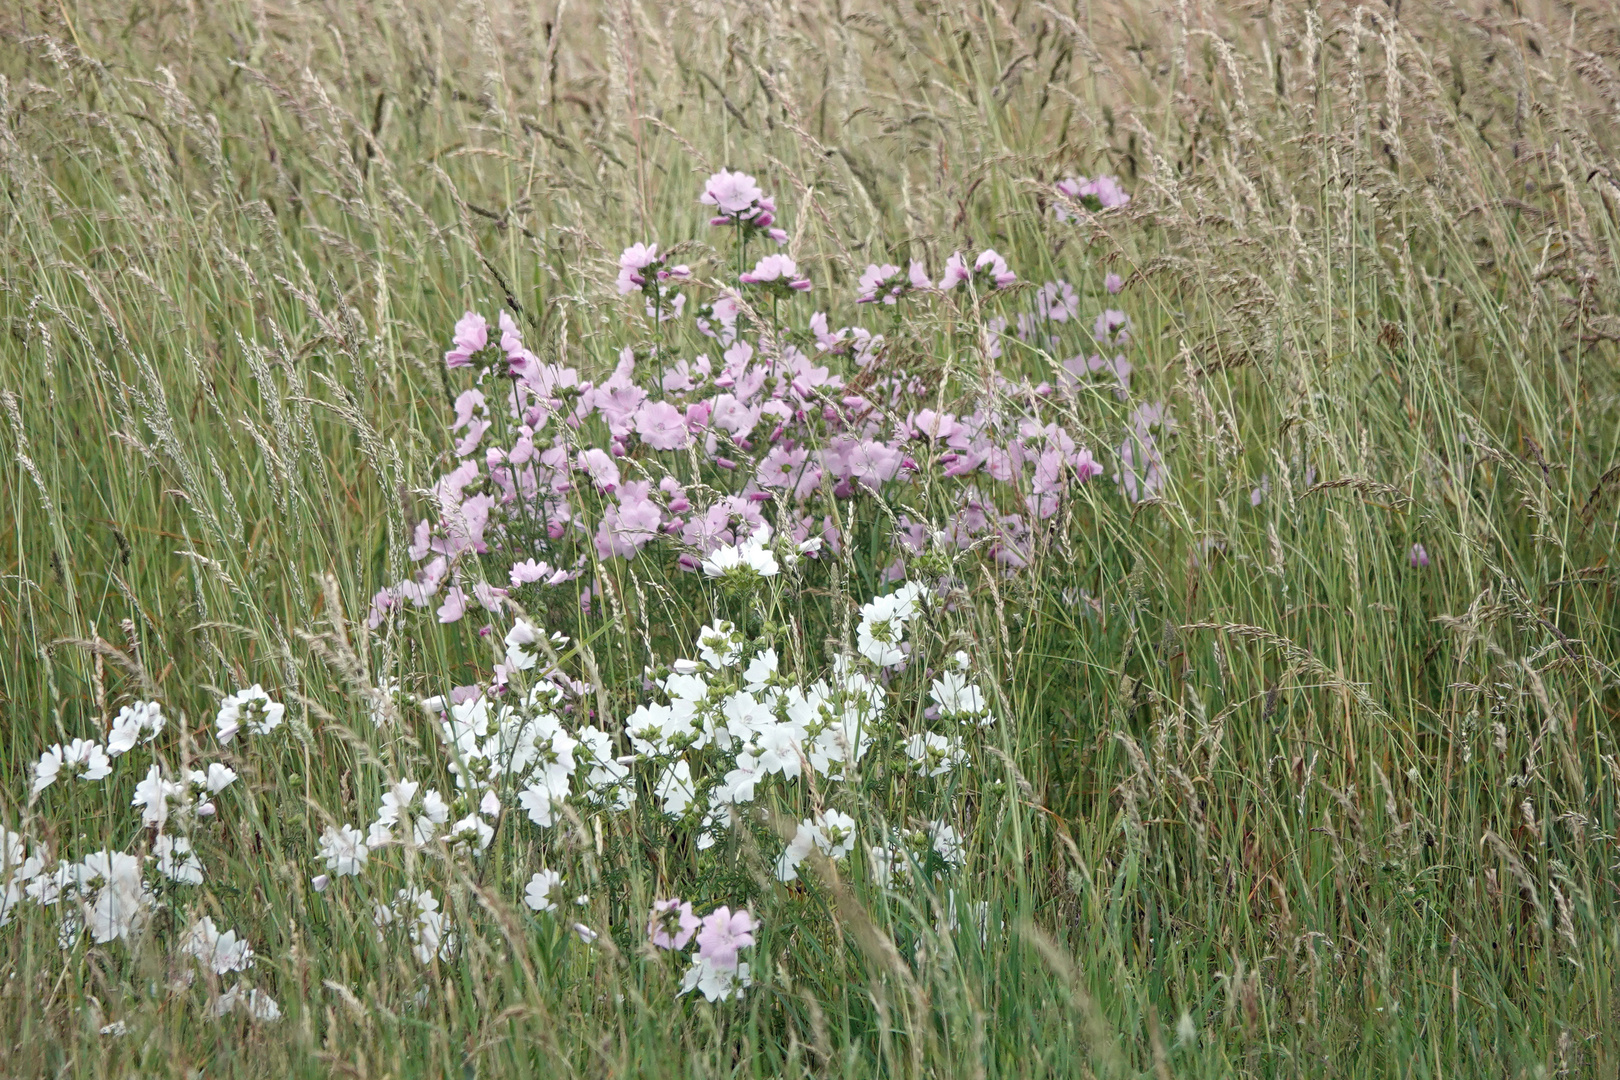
[739,254,811,295]
[857,261,932,304]
[618,243,692,321]
[1055,174,1132,218]
[701,170,787,244]
[216,685,285,744]
[937,249,1017,292]
[648,898,758,1002]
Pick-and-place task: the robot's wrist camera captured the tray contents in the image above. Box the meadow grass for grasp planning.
[1,0,1618,1076]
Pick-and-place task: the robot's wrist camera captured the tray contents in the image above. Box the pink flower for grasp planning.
[908,260,932,290]
[437,585,468,624]
[634,400,690,450]
[1409,543,1430,569]
[696,906,757,971]
[974,249,1016,289]
[617,243,659,294]
[444,311,488,368]
[757,445,809,488]
[740,254,811,291]
[1093,309,1131,345]
[701,170,765,216]
[1035,280,1079,322]
[857,263,902,304]
[1055,175,1131,220]
[1071,447,1104,481]
[578,448,620,492]
[1104,272,1124,294]
[648,899,701,950]
[938,252,971,290]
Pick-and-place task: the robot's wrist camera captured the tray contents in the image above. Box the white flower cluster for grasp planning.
[373,887,456,964]
[3,693,279,1022]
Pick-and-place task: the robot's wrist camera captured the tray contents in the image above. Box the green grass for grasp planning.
[2,0,1619,1076]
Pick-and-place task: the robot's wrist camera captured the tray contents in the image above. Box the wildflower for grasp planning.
[1035,280,1080,322]
[648,898,701,950]
[696,621,743,669]
[78,851,151,943]
[1093,309,1131,346]
[696,906,757,971]
[617,242,660,294]
[680,956,753,1002]
[739,254,811,293]
[701,170,765,216]
[858,262,921,304]
[1104,272,1124,294]
[937,252,971,290]
[633,400,690,451]
[1055,175,1131,219]
[973,249,1017,289]
[132,765,187,829]
[928,821,965,868]
[318,824,368,877]
[701,170,787,243]
[216,685,285,744]
[1409,543,1430,569]
[181,916,255,973]
[153,835,204,885]
[701,524,779,582]
[444,311,489,368]
[525,868,564,913]
[211,984,281,1022]
[905,732,967,777]
[108,701,164,756]
[655,759,697,816]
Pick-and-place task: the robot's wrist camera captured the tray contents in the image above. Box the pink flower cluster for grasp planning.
[1054,174,1132,220]
[701,170,787,244]
[367,170,1157,628]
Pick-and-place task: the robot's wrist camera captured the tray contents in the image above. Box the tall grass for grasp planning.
[2,0,1618,1075]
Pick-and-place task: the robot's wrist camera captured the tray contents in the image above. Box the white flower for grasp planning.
[928,821,965,868]
[448,813,494,851]
[656,759,697,816]
[211,984,280,1022]
[479,789,501,817]
[181,916,255,974]
[518,782,564,827]
[153,835,204,885]
[62,740,112,783]
[31,746,63,795]
[696,621,743,670]
[216,685,285,744]
[504,619,543,671]
[132,765,186,829]
[376,779,421,825]
[77,851,151,943]
[775,810,858,882]
[680,957,753,1002]
[701,525,779,580]
[317,824,368,876]
[904,732,967,777]
[108,701,164,755]
[525,869,564,913]
[929,671,989,722]
[753,724,802,781]
[187,762,237,815]
[855,619,907,668]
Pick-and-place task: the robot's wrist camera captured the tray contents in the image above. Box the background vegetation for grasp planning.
[2,0,1619,1075]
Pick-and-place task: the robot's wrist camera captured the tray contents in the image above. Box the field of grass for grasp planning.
[2,0,1619,1076]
